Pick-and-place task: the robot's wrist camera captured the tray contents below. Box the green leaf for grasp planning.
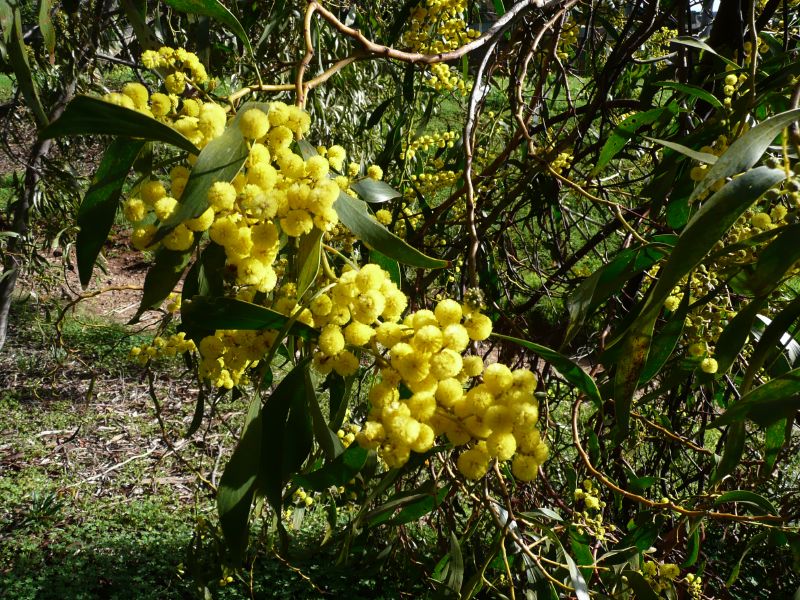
[621,570,659,600]
[653,80,723,108]
[76,139,144,287]
[592,107,676,175]
[131,247,194,322]
[743,295,800,392]
[682,527,701,567]
[292,445,368,492]
[6,6,47,126]
[181,296,318,339]
[671,36,739,68]
[714,490,778,515]
[713,368,800,428]
[644,136,719,164]
[569,528,595,582]
[39,96,199,154]
[688,108,800,203]
[370,250,402,285]
[446,532,464,595]
[492,333,602,407]
[335,191,448,268]
[297,229,322,299]
[156,103,258,237]
[350,178,402,203]
[765,419,788,472]
[726,531,768,586]
[259,359,314,511]
[639,289,688,383]
[163,0,253,56]
[381,483,450,527]
[563,550,590,600]
[306,369,343,461]
[714,296,767,375]
[710,421,745,486]
[217,395,262,562]
[742,223,800,296]
[613,316,656,438]
[566,238,675,344]
[38,0,55,64]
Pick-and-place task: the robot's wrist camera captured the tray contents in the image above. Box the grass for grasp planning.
[0,74,13,103]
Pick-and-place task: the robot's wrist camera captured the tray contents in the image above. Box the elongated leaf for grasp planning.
[654,80,723,108]
[566,239,674,344]
[726,532,768,586]
[714,490,778,515]
[492,333,602,407]
[306,369,343,461]
[639,289,688,382]
[181,296,318,339]
[570,528,594,582]
[40,95,199,154]
[713,368,800,428]
[382,483,450,526]
[743,223,800,296]
[297,229,322,299]
[335,191,448,268]
[765,419,788,471]
[644,136,719,164]
[38,0,55,64]
[370,250,402,285]
[293,445,368,492]
[682,527,701,567]
[743,296,800,392]
[156,105,258,236]
[688,109,800,203]
[714,296,767,375]
[446,532,464,595]
[6,6,47,126]
[613,316,656,438]
[217,395,262,562]
[131,247,194,322]
[671,36,739,67]
[710,421,745,486]
[76,139,144,287]
[350,178,402,203]
[164,0,253,56]
[621,570,659,600]
[649,167,785,312]
[259,359,314,511]
[592,107,675,174]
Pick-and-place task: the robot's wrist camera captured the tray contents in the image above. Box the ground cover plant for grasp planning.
[3,0,800,598]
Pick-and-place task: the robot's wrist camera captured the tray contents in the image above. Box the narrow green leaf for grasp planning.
[370,250,402,286]
[726,532,768,586]
[306,369,343,461]
[593,107,675,175]
[621,570,660,600]
[492,333,602,407]
[76,139,144,287]
[743,223,800,295]
[297,229,323,299]
[0,2,12,44]
[710,421,746,485]
[653,81,723,108]
[156,103,258,237]
[563,550,590,600]
[764,419,788,471]
[644,136,719,164]
[446,532,464,595]
[181,296,318,339]
[292,445,368,492]
[335,191,448,268]
[131,247,194,322]
[714,296,767,375]
[671,36,739,67]
[743,296,800,392]
[688,109,800,203]
[613,316,656,438]
[6,6,47,126]
[682,527,701,567]
[259,359,314,511]
[639,289,688,383]
[382,483,450,527]
[713,368,800,428]
[350,178,402,203]
[163,0,253,56]
[40,95,199,154]
[714,490,778,515]
[217,395,262,562]
[569,528,595,582]
[38,0,55,63]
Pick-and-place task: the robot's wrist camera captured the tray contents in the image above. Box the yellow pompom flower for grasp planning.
[239,108,270,140]
[367,165,383,180]
[412,324,443,354]
[122,82,149,110]
[131,225,156,250]
[434,299,462,326]
[332,350,359,376]
[511,454,539,481]
[344,321,375,346]
[154,196,179,221]
[486,431,517,460]
[185,207,214,231]
[442,323,470,352]
[319,325,345,356]
[430,348,463,380]
[165,72,185,95]
[199,103,227,139]
[435,378,463,407]
[104,92,135,110]
[207,181,237,212]
[162,224,194,251]
[464,312,492,340]
[375,209,392,225]
[483,363,513,395]
[141,181,167,205]
[280,209,314,237]
[461,355,484,377]
[457,445,490,480]
[327,145,346,171]
[122,198,148,223]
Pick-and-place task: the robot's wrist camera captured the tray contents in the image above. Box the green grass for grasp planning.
[0,73,14,103]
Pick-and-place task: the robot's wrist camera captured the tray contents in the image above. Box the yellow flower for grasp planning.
[239,108,270,139]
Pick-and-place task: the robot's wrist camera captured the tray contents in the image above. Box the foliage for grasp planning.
[3,0,800,598]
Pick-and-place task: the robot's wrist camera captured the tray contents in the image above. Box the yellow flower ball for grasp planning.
[434,299,462,326]
[154,196,179,221]
[483,363,513,395]
[486,431,517,460]
[319,325,345,356]
[457,445,490,480]
[185,207,215,231]
[511,454,539,481]
[344,321,375,346]
[162,224,194,251]
[239,108,270,139]
[464,312,492,340]
[435,378,463,407]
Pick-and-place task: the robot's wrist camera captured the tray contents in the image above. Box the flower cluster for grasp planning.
[401,131,458,161]
[401,0,479,93]
[641,561,681,594]
[130,331,197,364]
[573,479,608,541]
